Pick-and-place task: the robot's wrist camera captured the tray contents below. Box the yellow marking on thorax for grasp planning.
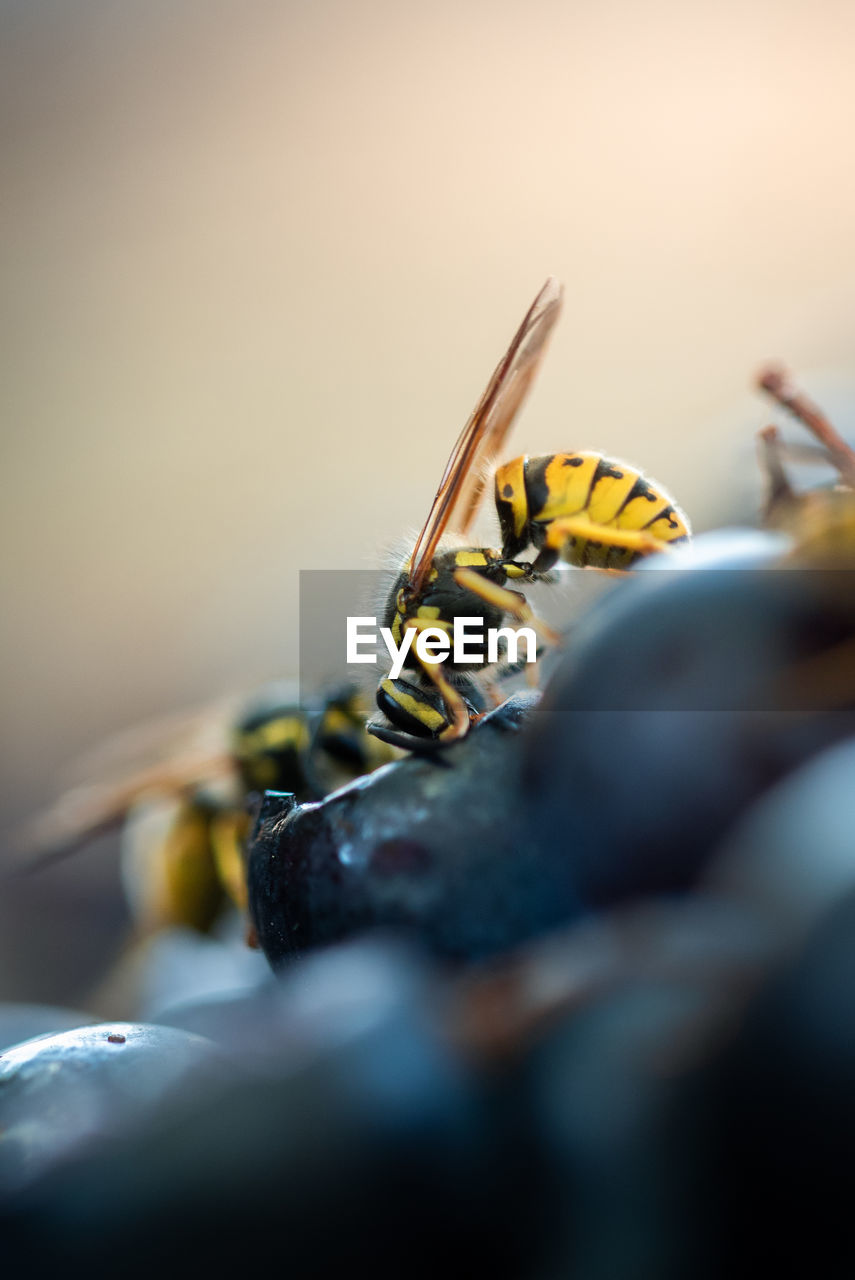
[494,456,529,538]
[394,603,449,642]
[454,550,489,568]
[536,453,602,521]
[237,716,309,756]
[412,613,452,633]
[321,707,357,736]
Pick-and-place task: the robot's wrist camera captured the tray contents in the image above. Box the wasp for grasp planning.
[370,278,691,749]
[16,684,393,938]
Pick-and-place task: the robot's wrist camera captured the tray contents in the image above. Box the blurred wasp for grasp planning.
[757,365,855,562]
[371,277,691,749]
[17,684,393,938]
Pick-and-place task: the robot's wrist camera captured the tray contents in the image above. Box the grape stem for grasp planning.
[757,365,855,487]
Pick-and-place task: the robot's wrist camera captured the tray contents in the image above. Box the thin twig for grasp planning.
[757,365,855,487]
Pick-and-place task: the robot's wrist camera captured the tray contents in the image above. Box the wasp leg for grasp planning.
[478,674,503,708]
[479,638,547,694]
[404,614,534,707]
[366,720,457,755]
[388,614,476,739]
[452,567,560,647]
[453,567,557,692]
[546,515,668,558]
[491,642,548,680]
[415,656,473,742]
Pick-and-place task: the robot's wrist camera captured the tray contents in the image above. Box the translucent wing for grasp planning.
[407,277,563,598]
[10,698,241,872]
[56,697,241,788]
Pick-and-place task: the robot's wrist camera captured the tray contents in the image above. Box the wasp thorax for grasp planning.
[382,547,513,678]
[494,456,531,559]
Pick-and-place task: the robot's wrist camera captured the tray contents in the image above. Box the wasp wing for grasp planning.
[56,697,240,788]
[408,277,563,597]
[9,698,242,873]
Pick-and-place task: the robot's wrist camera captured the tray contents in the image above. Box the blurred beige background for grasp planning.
[2,0,854,998]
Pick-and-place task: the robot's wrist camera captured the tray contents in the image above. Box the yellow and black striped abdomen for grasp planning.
[496,452,690,570]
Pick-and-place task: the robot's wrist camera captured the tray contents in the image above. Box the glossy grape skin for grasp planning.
[521,538,855,908]
[0,937,548,1279]
[248,693,589,967]
[0,1022,234,1194]
[0,1004,95,1054]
